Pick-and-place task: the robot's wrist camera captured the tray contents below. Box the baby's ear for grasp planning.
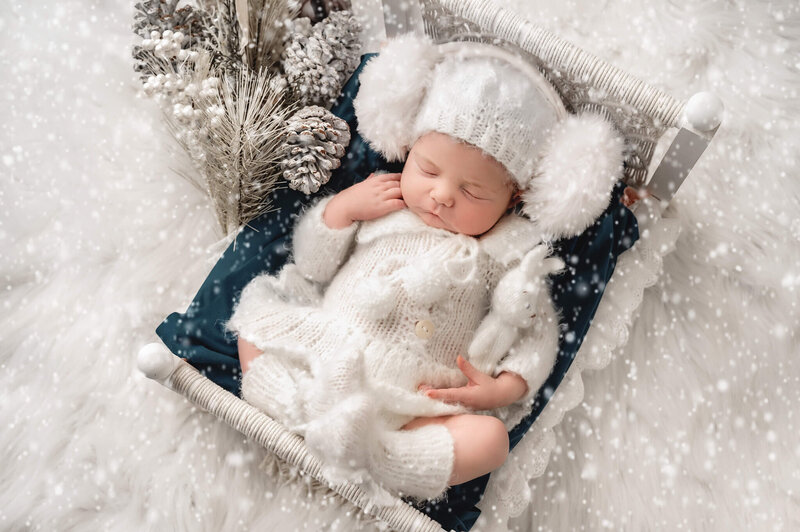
[508,188,522,209]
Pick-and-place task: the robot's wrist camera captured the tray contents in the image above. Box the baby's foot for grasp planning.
[242,355,304,422]
[367,424,454,501]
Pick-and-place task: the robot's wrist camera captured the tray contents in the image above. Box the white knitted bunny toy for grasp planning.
[468,244,565,376]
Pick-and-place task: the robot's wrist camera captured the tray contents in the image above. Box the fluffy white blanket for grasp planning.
[1,1,798,530]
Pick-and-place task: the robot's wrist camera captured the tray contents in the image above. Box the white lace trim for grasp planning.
[473,198,682,531]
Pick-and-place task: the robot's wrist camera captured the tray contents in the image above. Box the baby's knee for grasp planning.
[237,336,264,373]
[478,417,510,471]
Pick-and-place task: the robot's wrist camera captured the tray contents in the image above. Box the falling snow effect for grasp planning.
[1,1,799,531]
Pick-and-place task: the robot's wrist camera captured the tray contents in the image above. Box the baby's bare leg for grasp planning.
[402,414,509,485]
[237,336,264,373]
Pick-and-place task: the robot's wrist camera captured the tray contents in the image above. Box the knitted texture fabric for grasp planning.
[227,197,561,499]
[368,423,455,502]
[413,55,560,189]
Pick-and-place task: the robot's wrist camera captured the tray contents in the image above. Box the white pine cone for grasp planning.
[281,106,351,194]
[321,11,361,73]
[280,10,361,108]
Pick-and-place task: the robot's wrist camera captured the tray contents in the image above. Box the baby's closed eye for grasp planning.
[462,187,488,201]
[417,161,438,176]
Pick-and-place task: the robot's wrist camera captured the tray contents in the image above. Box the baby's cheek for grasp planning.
[459,205,500,235]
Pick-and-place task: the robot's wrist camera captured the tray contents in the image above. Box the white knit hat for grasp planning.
[353,35,625,239]
[412,48,563,189]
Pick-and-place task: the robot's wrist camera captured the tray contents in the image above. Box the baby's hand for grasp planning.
[420,356,528,410]
[621,186,649,207]
[323,173,406,229]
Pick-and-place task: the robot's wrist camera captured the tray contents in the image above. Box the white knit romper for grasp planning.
[228,196,558,500]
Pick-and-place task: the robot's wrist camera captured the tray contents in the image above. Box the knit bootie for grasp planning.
[303,349,376,479]
[241,352,310,430]
[303,348,369,419]
[367,423,455,501]
[305,392,376,482]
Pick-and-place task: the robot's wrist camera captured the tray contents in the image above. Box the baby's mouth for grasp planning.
[417,205,446,226]
[426,206,442,217]
[425,210,443,222]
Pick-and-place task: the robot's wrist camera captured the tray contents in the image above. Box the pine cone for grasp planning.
[281,106,351,194]
[320,11,361,81]
[281,10,361,108]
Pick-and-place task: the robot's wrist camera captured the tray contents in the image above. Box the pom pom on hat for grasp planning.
[521,113,625,240]
[353,35,439,162]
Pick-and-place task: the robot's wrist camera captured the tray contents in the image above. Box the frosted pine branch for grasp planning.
[198,68,295,233]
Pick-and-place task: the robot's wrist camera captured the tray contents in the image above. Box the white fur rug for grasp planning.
[1,1,798,530]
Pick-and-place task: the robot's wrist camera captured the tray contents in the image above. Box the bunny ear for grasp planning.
[352,35,439,162]
[522,113,624,240]
[520,245,565,277]
[521,245,549,274]
[543,256,566,275]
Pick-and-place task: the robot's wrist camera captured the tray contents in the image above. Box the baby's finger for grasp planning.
[384,198,406,212]
[381,186,403,200]
[426,388,460,404]
[381,175,401,185]
[378,173,402,185]
[366,172,391,181]
[457,355,489,382]
[377,179,402,192]
[621,187,635,207]
[621,186,648,207]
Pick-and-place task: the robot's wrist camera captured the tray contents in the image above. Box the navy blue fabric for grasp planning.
[155,53,639,531]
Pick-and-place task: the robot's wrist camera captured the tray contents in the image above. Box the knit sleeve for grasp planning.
[292,195,359,284]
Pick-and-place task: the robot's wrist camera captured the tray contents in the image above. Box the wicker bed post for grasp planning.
[646,91,723,204]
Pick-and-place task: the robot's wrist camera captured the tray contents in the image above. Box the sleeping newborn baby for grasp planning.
[227,35,624,502]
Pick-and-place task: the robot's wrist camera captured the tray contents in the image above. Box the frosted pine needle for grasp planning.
[243,0,296,72]
[197,67,296,234]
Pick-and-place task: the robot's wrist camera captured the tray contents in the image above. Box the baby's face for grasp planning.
[400,132,515,236]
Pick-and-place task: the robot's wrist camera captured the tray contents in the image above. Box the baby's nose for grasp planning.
[431,184,455,207]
